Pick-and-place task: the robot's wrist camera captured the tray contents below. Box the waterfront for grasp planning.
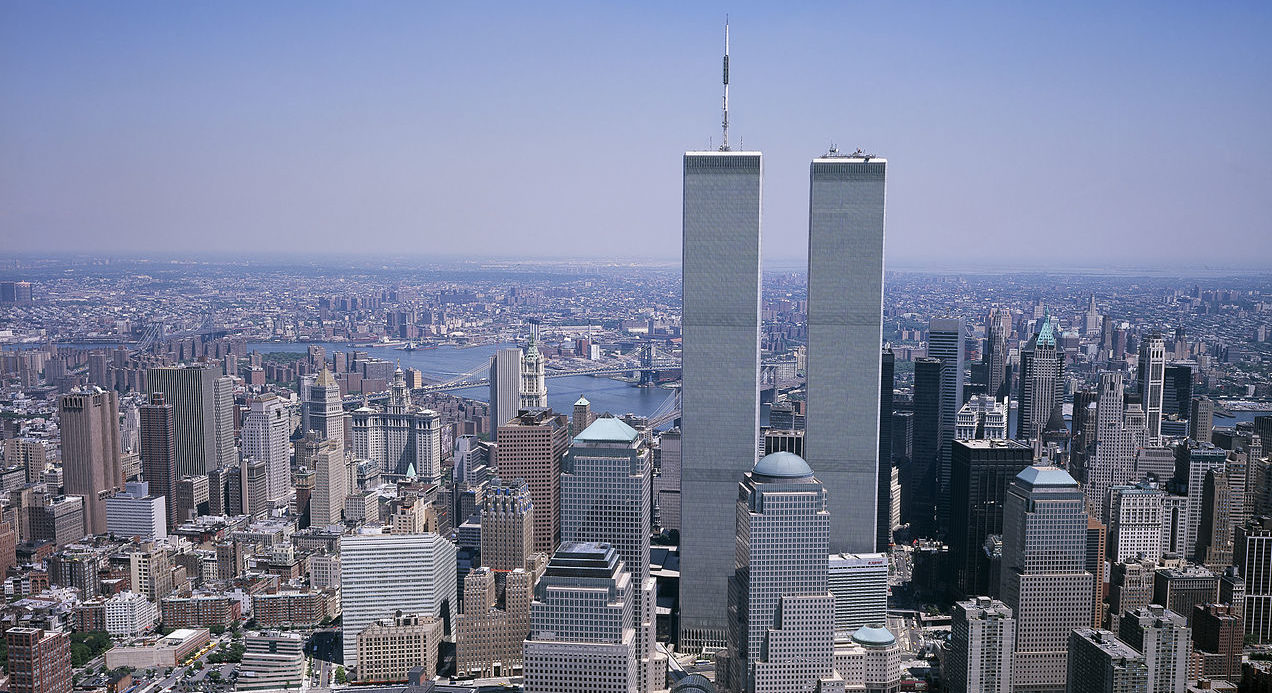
[246,341,675,420]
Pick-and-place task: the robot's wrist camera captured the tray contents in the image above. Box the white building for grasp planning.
[241,394,291,502]
[301,434,347,527]
[1138,332,1167,439]
[310,552,340,589]
[104,590,159,637]
[828,552,889,637]
[519,322,547,410]
[560,417,664,691]
[487,347,522,435]
[350,368,442,480]
[833,624,902,693]
[523,542,637,693]
[105,481,167,540]
[999,466,1093,692]
[956,395,1009,440]
[238,632,305,691]
[1107,481,1165,562]
[1086,372,1148,521]
[947,598,1014,693]
[304,368,344,449]
[1117,605,1188,693]
[340,530,456,668]
[724,452,842,693]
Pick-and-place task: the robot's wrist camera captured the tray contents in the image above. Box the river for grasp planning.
[246,341,676,420]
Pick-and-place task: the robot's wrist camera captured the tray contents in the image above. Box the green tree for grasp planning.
[334,666,348,684]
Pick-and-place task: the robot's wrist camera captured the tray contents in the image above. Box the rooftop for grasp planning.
[1016,465,1078,488]
[573,416,639,443]
[851,624,896,647]
[752,451,814,480]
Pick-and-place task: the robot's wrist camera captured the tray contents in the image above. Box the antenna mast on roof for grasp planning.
[720,18,730,151]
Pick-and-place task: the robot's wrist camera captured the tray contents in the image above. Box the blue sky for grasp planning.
[2,2,1269,268]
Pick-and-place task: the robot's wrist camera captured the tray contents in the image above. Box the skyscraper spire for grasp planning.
[720,18,730,151]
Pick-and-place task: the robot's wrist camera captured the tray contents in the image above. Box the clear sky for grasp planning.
[2,2,1270,268]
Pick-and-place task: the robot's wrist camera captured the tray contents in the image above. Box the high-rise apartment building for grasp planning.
[4,627,71,693]
[523,542,638,693]
[559,417,661,691]
[147,365,236,476]
[1016,315,1063,443]
[139,393,178,526]
[723,452,839,693]
[947,597,1014,693]
[1108,558,1158,633]
[480,478,533,573]
[1175,442,1228,559]
[304,368,344,449]
[1138,332,1167,439]
[828,552,889,636]
[300,434,346,527]
[928,316,965,532]
[356,613,445,682]
[340,530,457,668]
[1065,629,1148,692]
[58,388,123,536]
[999,466,1093,691]
[352,368,442,480]
[805,151,886,556]
[129,541,174,602]
[680,147,763,650]
[241,394,290,502]
[1117,605,1188,693]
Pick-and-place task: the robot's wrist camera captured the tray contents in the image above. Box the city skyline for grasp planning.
[3,4,1270,267]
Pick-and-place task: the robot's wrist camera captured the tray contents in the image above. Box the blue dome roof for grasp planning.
[851,624,896,647]
[752,451,814,480]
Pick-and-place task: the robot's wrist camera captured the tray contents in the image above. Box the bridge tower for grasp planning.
[639,342,657,386]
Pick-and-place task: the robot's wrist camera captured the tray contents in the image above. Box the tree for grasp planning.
[334,666,348,684]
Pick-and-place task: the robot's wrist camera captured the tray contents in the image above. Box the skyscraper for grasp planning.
[304,367,344,450]
[301,434,346,527]
[480,478,533,573]
[827,552,890,636]
[58,388,122,536]
[139,393,177,526]
[522,543,638,693]
[495,409,568,554]
[1086,371,1147,521]
[487,347,522,436]
[947,597,1014,693]
[242,394,290,502]
[147,365,236,477]
[949,439,1032,598]
[908,356,943,534]
[1016,314,1063,443]
[928,316,964,531]
[984,306,1009,399]
[1117,605,1188,693]
[1065,629,1148,692]
[560,417,662,691]
[723,452,839,693]
[877,347,895,553]
[999,466,1093,691]
[351,367,442,480]
[519,322,547,410]
[679,146,762,651]
[1191,396,1215,443]
[1164,363,1194,419]
[1138,332,1166,439]
[340,531,456,669]
[805,150,886,556]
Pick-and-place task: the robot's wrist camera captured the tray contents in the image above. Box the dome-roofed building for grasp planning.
[751,451,816,481]
[670,673,716,692]
[833,623,902,692]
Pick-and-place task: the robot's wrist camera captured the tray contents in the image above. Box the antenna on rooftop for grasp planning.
[720,17,730,151]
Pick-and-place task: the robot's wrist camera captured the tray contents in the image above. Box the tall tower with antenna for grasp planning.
[720,19,730,151]
[679,18,763,651]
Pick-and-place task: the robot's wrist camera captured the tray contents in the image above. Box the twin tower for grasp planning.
[679,148,887,650]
